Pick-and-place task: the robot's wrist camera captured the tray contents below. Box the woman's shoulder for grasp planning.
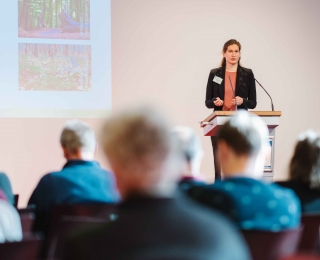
[210,67,223,74]
[239,66,253,74]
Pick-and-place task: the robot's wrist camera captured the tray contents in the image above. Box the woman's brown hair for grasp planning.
[220,39,242,67]
[289,131,320,189]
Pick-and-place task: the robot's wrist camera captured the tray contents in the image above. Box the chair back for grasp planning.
[19,213,35,233]
[299,213,320,253]
[49,203,118,226]
[17,204,36,215]
[242,228,302,260]
[46,216,109,259]
[43,203,117,257]
[282,254,320,260]
[17,205,37,232]
[0,233,43,260]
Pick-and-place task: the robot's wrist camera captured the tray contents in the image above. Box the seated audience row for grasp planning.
[64,107,250,260]
[1,106,319,259]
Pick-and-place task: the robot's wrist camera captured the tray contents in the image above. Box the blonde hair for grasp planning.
[102,106,183,175]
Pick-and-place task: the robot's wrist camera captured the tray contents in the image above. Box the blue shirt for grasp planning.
[28,160,120,217]
[190,177,301,231]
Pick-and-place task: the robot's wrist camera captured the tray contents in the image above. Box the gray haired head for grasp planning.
[172,127,203,162]
[102,106,183,171]
[60,120,96,155]
[101,106,185,198]
[172,126,203,175]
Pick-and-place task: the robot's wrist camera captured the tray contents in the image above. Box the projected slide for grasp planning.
[0,0,111,118]
[19,43,91,91]
[18,0,90,40]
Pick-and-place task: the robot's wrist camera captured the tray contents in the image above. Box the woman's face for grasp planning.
[223,44,241,65]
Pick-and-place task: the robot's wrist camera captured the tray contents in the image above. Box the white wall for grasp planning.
[3,0,320,206]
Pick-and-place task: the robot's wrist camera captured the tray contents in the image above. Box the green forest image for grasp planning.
[18,0,90,39]
[19,43,92,91]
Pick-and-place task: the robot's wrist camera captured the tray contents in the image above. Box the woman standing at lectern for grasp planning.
[205,39,257,180]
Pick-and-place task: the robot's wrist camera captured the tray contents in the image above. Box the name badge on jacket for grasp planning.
[213,76,223,84]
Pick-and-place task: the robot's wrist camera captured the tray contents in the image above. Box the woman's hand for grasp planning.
[214,97,224,107]
[232,96,243,106]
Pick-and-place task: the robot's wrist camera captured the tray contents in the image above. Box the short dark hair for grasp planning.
[217,111,268,156]
[290,131,320,188]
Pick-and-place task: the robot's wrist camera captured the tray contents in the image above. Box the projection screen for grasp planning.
[0,0,111,118]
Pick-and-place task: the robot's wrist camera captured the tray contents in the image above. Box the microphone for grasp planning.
[253,77,274,111]
[228,75,237,111]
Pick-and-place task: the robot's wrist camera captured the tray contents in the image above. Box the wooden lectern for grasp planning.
[200,111,282,181]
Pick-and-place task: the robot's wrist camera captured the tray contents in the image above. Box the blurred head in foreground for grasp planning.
[0,200,22,243]
[172,126,203,178]
[217,110,269,178]
[289,130,320,189]
[60,120,96,161]
[101,106,184,199]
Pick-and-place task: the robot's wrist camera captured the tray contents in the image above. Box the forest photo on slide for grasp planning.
[18,0,90,39]
[19,43,92,91]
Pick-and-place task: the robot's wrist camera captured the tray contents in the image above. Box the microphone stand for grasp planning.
[254,78,274,111]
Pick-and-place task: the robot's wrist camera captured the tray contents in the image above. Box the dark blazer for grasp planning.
[64,194,250,260]
[276,181,320,213]
[205,66,256,110]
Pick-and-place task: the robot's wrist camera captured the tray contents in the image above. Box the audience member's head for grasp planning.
[60,120,96,161]
[217,110,269,178]
[172,126,203,178]
[0,200,22,243]
[289,130,320,189]
[101,106,184,199]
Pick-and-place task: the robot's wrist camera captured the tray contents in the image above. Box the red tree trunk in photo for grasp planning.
[42,0,47,27]
[34,44,38,57]
[29,2,34,30]
[45,0,49,28]
[22,0,31,30]
[18,0,23,27]
[48,0,52,28]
